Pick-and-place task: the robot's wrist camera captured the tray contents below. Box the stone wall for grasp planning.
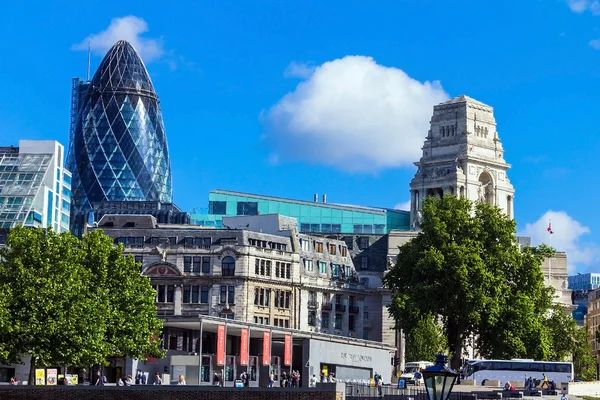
[0,385,343,400]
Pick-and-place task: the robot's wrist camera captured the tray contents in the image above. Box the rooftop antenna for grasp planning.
[86,38,91,82]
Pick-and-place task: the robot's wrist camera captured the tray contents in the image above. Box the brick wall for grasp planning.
[0,386,342,400]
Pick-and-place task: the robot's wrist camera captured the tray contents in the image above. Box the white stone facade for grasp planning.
[409,95,515,227]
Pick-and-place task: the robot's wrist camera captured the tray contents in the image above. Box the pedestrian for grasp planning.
[178,374,186,385]
[153,372,162,385]
[135,369,146,385]
[309,374,317,387]
[269,371,274,388]
[94,370,104,386]
[541,373,549,389]
[9,377,18,385]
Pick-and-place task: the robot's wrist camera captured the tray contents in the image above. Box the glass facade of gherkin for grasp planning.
[67,40,173,235]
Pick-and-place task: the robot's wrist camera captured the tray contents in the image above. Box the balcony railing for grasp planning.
[307,300,319,309]
[322,302,333,311]
[336,304,346,312]
[349,305,360,314]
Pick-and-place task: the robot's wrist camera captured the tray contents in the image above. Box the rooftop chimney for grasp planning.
[313,194,319,202]
[322,194,327,203]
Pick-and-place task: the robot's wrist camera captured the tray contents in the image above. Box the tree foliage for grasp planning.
[574,326,596,381]
[383,195,555,368]
[0,227,164,383]
[405,314,447,362]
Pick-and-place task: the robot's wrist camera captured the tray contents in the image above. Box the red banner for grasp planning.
[240,328,249,366]
[262,332,271,366]
[284,334,292,366]
[216,325,226,366]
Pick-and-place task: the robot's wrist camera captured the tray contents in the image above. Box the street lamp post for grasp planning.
[422,354,458,400]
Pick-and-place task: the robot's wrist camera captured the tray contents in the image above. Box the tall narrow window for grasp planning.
[222,256,235,276]
[202,257,211,273]
[184,256,192,273]
[193,256,201,273]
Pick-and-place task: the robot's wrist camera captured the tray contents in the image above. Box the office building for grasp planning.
[191,189,410,234]
[67,40,176,236]
[569,273,600,292]
[0,140,71,240]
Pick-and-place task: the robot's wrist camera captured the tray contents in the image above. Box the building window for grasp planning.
[209,201,227,215]
[254,316,270,325]
[300,224,310,233]
[220,285,235,305]
[254,288,271,306]
[349,315,356,331]
[363,328,369,340]
[301,239,310,252]
[315,242,323,253]
[318,261,327,274]
[134,255,143,265]
[183,286,191,303]
[341,246,347,257]
[193,256,201,273]
[222,256,236,276]
[361,257,368,270]
[236,201,258,216]
[255,259,271,277]
[184,256,192,273]
[363,311,369,320]
[276,262,291,279]
[328,244,337,255]
[322,312,330,329]
[201,286,209,303]
[335,313,343,330]
[374,224,385,234]
[274,290,291,309]
[273,318,290,328]
[353,225,363,234]
[308,311,316,326]
[191,286,200,303]
[153,284,175,303]
[303,259,314,272]
[331,264,340,277]
[358,237,369,250]
[332,224,341,233]
[202,256,211,273]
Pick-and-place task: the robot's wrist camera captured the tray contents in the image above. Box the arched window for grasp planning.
[222,256,236,276]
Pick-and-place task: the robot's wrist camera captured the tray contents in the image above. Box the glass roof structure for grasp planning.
[67,40,172,229]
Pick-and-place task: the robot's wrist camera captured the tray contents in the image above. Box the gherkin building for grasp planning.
[67,40,173,235]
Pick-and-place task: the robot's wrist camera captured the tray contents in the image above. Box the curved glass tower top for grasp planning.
[68,40,173,228]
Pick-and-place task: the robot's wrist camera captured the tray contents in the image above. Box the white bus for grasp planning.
[464,359,574,386]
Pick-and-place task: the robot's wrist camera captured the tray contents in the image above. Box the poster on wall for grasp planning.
[71,375,79,385]
[216,325,226,366]
[284,335,292,366]
[240,328,249,366]
[262,332,271,366]
[46,369,57,385]
[35,369,45,385]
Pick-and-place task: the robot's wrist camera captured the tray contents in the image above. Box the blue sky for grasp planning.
[0,0,599,273]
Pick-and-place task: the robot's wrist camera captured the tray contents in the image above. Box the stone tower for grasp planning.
[409,95,515,227]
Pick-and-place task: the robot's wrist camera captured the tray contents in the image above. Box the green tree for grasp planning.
[546,304,577,361]
[81,230,164,360]
[574,326,596,381]
[0,227,107,384]
[384,195,554,368]
[405,314,447,362]
[0,227,164,384]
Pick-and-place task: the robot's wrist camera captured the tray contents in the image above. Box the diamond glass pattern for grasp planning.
[67,41,173,224]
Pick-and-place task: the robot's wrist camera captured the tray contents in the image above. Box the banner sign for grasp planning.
[262,331,271,366]
[240,328,249,366]
[216,325,226,366]
[284,334,292,366]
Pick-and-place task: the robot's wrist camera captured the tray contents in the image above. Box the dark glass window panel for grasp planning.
[202,257,211,274]
[193,257,201,273]
[222,256,235,276]
[184,256,192,273]
[209,201,226,215]
[201,287,209,304]
[191,286,200,303]
[236,201,258,216]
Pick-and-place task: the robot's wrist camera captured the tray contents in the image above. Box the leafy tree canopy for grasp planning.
[384,195,556,368]
[0,227,164,383]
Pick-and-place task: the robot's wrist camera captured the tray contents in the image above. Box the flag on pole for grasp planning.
[547,221,554,234]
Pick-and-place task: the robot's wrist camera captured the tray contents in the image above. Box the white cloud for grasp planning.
[520,210,597,273]
[73,16,165,63]
[394,200,411,211]
[566,0,600,14]
[262,56,449,173]
[284,62,316,79]
[590,39,600,49]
